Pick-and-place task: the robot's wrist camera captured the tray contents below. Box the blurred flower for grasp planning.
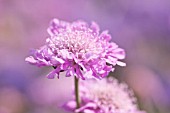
[64,78,146,113]
[25,18,125,80]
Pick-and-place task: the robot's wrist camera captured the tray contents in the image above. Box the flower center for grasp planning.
[48,30,103,57]
[85,82,137,112]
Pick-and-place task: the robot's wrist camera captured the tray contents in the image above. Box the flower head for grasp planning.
[65,78,146,113]
[25,18,125,80]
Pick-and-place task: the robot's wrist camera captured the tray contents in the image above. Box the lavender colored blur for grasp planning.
[0,0,170,113]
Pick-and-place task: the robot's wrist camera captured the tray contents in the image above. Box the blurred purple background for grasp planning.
[0,0,170,113]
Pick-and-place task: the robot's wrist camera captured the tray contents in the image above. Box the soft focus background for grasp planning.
[0,0,170,113]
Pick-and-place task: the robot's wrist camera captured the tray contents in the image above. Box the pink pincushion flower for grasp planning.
[25,18,125,80]
[64,78,146,113]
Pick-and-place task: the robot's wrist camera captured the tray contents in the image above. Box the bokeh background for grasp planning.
[0,0,170,113]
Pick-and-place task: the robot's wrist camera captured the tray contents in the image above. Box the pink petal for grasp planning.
[25,56,37,64]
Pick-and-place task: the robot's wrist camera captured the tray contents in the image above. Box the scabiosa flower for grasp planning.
[25,18,125,80]
[64,78,146,113]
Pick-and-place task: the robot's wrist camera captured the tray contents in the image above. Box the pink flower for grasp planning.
[25,18,125,80]
[64,78,146,113]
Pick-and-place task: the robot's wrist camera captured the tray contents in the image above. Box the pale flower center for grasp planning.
[86,82,137,112]
[49,30,103,56]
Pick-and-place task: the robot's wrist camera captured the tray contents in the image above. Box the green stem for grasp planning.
[74,76,80,109]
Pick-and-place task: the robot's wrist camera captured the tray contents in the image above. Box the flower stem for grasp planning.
[74,76,80,109]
